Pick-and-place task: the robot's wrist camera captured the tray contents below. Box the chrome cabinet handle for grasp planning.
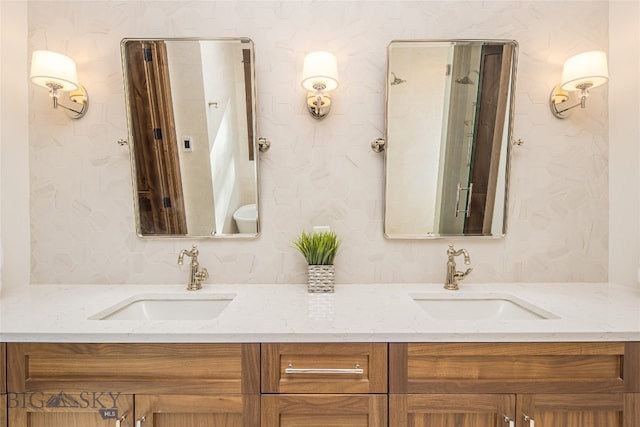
[503,415,515,427]
[285,363,363,375]
[524,414,535,427]
[135,415,146,427]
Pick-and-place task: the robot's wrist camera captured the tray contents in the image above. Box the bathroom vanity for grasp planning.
[1,282,639,426]
[2,341,639,426]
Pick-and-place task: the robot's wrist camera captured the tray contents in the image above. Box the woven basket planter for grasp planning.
[307,265,335,293]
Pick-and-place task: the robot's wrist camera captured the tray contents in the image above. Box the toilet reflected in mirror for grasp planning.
[121,38,262,238]
[233,204,258,234]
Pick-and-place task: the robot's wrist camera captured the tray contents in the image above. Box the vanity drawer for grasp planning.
[390,342,639,394]
[8,343,260,394]
[261,343,387,393]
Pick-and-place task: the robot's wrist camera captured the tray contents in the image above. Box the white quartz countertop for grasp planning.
[1,283,639,343]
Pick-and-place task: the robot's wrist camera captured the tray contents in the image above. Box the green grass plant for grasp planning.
[293,230,341,265]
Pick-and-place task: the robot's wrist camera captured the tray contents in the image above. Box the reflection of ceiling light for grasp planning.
[30,50,89,119]
[549,50,608,119]
[301,51,339,120]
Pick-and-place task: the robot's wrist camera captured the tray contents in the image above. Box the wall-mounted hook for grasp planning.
[117,139,128,146]
[512,138,524,146]
[371,137,385,153]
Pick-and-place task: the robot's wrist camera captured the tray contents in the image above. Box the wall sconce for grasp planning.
[301,51,339,120]
[549,50,609,119]
[30,50,89,119]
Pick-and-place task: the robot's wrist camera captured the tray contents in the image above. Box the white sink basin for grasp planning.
[90,293,235,321]
[410,293,558,320]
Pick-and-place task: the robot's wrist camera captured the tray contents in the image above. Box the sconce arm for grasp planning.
[54,99,85,115]
[48,84,89,119]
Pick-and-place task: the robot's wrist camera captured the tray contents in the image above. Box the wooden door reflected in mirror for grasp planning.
[122,38,260,238]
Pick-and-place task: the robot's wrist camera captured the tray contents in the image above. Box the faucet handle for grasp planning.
[455,267,473,280]
[196,268,209,281]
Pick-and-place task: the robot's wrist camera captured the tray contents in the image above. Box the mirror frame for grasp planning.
[383,39,518,239]
[121,37,262,239]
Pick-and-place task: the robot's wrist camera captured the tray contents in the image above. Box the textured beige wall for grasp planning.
[26,1,610,285]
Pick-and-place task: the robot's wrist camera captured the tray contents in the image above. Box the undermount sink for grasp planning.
[90,293,236,321]
[410,293,558,320]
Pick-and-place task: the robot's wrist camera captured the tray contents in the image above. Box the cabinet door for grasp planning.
[1,343,5,395]
[135,394,259,427]
[1,394,6,427]
[626,394,640,427]
[518,393,640,427]
[1,344,5,427]
[8,392,133,427]
[389,393,515,427]
[262,394,387,427]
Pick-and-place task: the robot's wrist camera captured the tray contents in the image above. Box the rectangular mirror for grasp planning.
[122,38,260,238]
[384,39,518,238]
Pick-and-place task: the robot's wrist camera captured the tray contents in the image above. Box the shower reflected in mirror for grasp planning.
[384,40,518,238]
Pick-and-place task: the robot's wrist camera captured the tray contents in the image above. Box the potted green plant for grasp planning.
[293,230,342,293]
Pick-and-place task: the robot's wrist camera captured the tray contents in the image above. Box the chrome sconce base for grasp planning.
[306,91,332,120]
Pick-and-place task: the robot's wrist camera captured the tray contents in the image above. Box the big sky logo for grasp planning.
[7,391,122,418]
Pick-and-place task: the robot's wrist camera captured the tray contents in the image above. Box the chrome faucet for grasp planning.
[178,245,209,291]
[444,244,473,290]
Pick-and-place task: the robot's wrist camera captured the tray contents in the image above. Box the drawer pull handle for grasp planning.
[115,415,126,427]
[524,415,535,427]
[503,415,515,427]
[135,415,146,427]
[285,363,363,375]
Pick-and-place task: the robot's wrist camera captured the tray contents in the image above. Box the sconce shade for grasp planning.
[301,51,339,92]
[560,50,609,91]
[30,50,79,91]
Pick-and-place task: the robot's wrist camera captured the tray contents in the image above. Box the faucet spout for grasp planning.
[177,245,208,291]
[444,244,473,291]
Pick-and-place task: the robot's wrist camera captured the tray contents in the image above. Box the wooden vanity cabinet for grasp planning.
[389,342,640,427]
[6,343,260,427]
[261,343,388,427]
[1,343,6,427]
[3,341,639,426]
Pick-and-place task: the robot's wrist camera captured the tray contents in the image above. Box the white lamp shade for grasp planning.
[301,51,339,92]
[30,50,79,91]
[560,50,609,91]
